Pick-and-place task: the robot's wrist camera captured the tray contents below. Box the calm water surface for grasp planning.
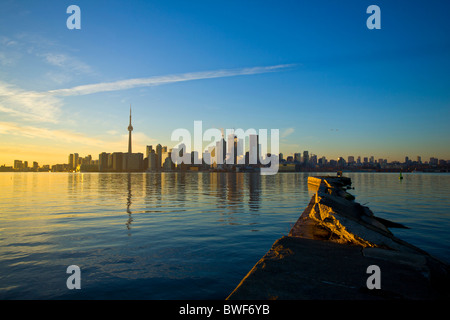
[0,172,449,299]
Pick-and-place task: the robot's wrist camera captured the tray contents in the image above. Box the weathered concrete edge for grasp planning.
[226,176,450,300]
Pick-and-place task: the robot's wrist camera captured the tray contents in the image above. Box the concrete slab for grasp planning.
[227,176,450,300]
[227,236,445,300]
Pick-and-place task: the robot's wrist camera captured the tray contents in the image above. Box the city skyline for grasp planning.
[1,1,450,165]
[2,106,449,169]
[5,113,449,172]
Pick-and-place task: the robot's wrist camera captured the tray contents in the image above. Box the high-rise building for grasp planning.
[99,152,110,172]
[226,133,238,165]
[146,145,153,158]
[74,153,79,168]
[337,157,346,166]
[156,144,162,169]
[68,154,74,169]
[215,138,226,165]
[417,156,422,164]
[162,151,174,170]
[294,153,301,163]
[147,150,157,171]
[191,151,199,166]
[14,160,23,170]
[249,134,259,165]
[303,151,309,165]
[124,152,143,171]
[112,152,124,171]
[310,154,317,165]
[83,155,92,165]
[348,156,355,164]
[208,145,216,165]
[203,150,211,167]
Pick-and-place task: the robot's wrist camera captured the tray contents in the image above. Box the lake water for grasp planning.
[0,172,449,299]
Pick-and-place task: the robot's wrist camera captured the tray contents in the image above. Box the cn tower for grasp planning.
[128,105,133,154]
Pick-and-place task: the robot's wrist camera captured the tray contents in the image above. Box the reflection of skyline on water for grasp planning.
[122,172,263,232]
[126,173,133,232]
[62,172,310,234]
[2,172,450,299]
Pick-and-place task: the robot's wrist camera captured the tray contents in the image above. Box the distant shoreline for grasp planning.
[1,170,450,174]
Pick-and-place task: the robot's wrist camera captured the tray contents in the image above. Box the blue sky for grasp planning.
[0,0,449,165]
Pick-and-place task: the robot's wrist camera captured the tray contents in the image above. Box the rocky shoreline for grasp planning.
[226,176,450,300]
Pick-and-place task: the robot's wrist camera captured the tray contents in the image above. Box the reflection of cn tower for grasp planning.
[126,173,133,232]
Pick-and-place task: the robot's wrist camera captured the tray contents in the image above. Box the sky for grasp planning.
[0,0,449,166]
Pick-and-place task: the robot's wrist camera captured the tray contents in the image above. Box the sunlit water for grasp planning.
[0,172,449,299]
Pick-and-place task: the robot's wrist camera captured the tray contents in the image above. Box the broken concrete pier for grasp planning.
[226,176,450,300]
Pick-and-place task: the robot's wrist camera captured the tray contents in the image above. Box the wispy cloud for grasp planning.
[0,121,156,154]
[0,64,295,124]
[0,121,102,146]
[0,81,61,123]
[48,64,295,96]
[42,52,93,75]
[281,127,295,138]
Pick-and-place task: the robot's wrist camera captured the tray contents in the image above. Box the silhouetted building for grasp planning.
[147,150,157,171]
[348,156,355,165]
[156,144,162,169]
[146,145,153,158]
[14,160,23,170]
[112,152,124,171]
[216,137,227,166]
[303,151,309,165]
[249,134,259,165]
[99,152,110,171]
[124,152,144,172]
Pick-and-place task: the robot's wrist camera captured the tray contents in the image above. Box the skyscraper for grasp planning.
[68,154,74,169]
[14,160,23,170]
[147,150,157,171]
[156,144,162,169]
[303,151,309,165]
[74,153,79,169]
[99,152,110,172]
[249,134,259,165]
[146,145,153,158]
[215,138,226,165]
[227,133,238,165]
